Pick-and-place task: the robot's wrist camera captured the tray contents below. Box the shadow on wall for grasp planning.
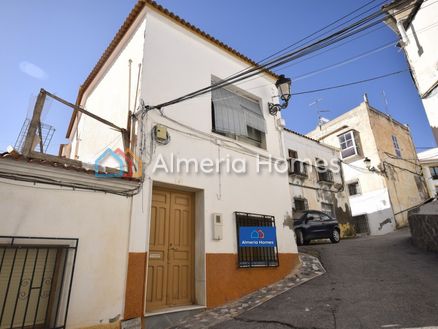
[334,201,355,238]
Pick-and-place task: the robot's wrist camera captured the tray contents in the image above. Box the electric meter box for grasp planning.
[212,213,223,240]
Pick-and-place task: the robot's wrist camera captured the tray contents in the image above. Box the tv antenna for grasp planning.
[309,98,330,126]
[382,90,390,116]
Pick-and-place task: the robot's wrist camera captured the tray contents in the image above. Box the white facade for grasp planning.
[418,147,438,196]
[66,1,298,320]
[282,130,353,236]
[0,158,139,329]
[386,0,438,144]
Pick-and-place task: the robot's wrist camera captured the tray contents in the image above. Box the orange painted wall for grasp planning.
[206,253,299,308]
[124,252,147,319]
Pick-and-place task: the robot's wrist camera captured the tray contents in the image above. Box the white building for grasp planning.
[417,147,438,197]
[62,0,298,325]
[0,152,140,329]
[385,0,438,144]
[283,129,354,236]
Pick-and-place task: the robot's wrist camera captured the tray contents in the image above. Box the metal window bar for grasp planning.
[0,236,78,329]
[235,212,279,268]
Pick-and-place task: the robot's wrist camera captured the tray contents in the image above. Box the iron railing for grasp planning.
[0,236,78,329]
[235,212,279,268]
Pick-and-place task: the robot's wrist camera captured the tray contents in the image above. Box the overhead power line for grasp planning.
[292,69,408,95]
[143,0,420,112]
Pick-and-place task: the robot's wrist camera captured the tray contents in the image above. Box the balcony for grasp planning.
[288,159,308,177]
[317,169,334,183]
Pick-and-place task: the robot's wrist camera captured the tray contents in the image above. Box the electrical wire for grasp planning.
[219,0,386,82]
[292,69,408,95]
[173,16,438,104]
[144,0,419,111]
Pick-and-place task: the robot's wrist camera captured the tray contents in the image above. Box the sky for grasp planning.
[0,0,436,154]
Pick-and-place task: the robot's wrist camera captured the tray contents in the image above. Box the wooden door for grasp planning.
[146,189,194,312]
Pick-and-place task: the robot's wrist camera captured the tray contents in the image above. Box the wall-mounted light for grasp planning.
[364,157,385,175]
[269,75,292,116]
[364,157,372,170]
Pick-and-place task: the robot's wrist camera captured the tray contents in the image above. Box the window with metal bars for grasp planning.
[0,236,78,329]
[235,212,279,268]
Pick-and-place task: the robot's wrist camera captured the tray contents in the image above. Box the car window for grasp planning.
[307,212,321,221]
[320,214,331,221]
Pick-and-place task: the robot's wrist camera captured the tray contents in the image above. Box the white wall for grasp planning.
[0,175,133,329]
[399,1,438,142]
[418,147,438,197]
[347,187,395,235]
[73,15,147,164]
[403,1,438,95]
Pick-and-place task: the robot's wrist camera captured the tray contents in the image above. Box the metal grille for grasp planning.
[14,119,55,154]
[235,212,279,268]
[352,215,370,235]
[0,237,78,329]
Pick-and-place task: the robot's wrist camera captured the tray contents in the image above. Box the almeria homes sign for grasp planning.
[239,226,277,247]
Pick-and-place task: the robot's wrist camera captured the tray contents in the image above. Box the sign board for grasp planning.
[121,317,141,329]
[239,226,277,247]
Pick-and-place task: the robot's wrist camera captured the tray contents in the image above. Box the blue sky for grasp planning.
[0,0,435,153]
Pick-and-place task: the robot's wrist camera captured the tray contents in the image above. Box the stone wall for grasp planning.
[408,200,438,252]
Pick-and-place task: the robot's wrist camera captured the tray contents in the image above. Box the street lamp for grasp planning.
[269,74,292,115]
[364,157,372,170]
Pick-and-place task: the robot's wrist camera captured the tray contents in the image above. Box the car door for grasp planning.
[320,213,336,238]
[305,211,323,238]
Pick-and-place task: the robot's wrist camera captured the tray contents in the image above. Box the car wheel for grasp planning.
[295,230,304,246]
[330,229,340,243]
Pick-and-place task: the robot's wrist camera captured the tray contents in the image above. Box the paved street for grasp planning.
[212,228,438,329]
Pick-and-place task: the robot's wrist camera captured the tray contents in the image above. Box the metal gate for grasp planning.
[0,237,78,329]
[352,215,370,235]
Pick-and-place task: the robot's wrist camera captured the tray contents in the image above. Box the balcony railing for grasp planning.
[317,169,334,183]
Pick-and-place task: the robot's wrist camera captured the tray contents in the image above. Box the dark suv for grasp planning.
[293,210,340,245]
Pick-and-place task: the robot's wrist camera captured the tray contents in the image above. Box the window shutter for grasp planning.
[212,88,247,135]
[212,87,265,135]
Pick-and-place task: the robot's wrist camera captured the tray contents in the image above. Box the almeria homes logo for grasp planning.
[239,226,277,247]
[94,148,142,178]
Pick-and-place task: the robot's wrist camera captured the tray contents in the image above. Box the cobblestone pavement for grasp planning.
[171,253,325,329]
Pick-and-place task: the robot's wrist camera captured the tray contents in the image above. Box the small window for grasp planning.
[288,150,308,176]
[348,181,361,196]
[392,135,401,158]
[338,130,360,159]
[235,212,279,268]
[321,203,334,217]
[430,166,438,180]
[294,197,308,211]
[316,159,334,183]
